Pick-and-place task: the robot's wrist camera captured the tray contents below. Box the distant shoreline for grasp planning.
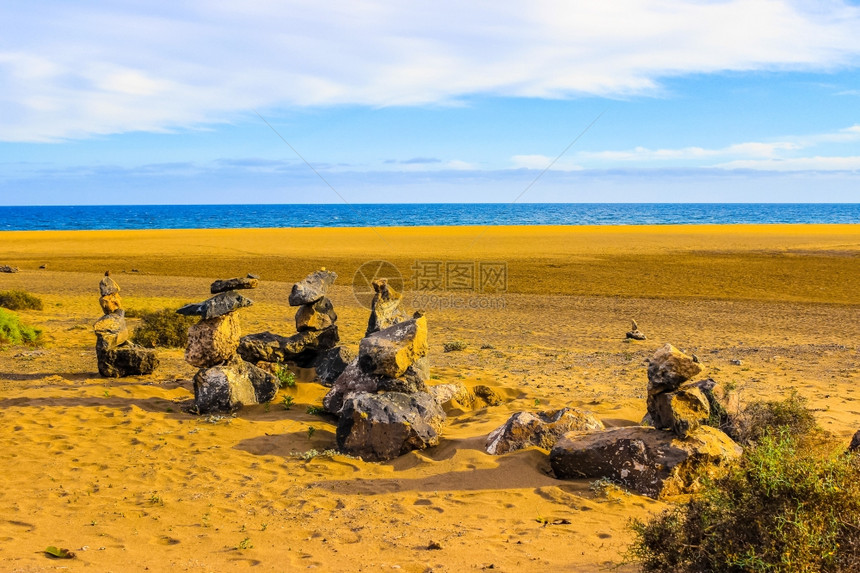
[1,203,858,231]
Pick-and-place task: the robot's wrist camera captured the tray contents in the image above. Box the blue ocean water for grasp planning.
[0,204,857,231]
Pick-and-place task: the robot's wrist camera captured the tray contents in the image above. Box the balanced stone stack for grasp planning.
[238,269,350,384]
[550,343,742,498]
[178,276,277,414]
[626,319,647,340]
[93,272,158,377]
[324,311,445,462]
[365,278,407,336]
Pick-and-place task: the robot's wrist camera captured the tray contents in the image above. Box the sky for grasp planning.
[2,0,860,205]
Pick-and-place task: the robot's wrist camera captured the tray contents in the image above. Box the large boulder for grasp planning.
[647,343,702,395]
[210,276,258,294]
[365,278,406,336]
[177,291,254,319]
[237,327,340,367]
[322,357,428,414]
[93,310,129,351]
[550,425,742,499]
[192,356,278,414]
[289,269,337,306]
[295,297,337,332]
[358,312,428,378]
[184,312,241,368]
[486,408,605,455]
[314,345,355,386]
[96,343,158,378]
[336,391,446,461]
[648,385,711,438]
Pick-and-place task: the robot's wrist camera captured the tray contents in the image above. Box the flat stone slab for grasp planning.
[177,291,254,319]
[289,270,337,306]
[210,277,259,294]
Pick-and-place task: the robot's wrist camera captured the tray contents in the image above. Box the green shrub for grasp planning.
[629,430,860,572]
[0,290,43,311]
[443,340,468,352]
[734,391,819,445]
[131,308,197,348]
[275,363,296,388]
[0,308,42,346]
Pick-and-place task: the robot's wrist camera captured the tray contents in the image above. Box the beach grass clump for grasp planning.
[131,308,197,348]
[0,290,43,311]
[443,340,468,352]
[629,430,860,572]
[0,308,42,346]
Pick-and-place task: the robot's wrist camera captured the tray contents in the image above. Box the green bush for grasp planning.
[131,308,197,348]
[0,290,43,311]
[734,391,819,445]
[275,363,296,388]
[0,308,42,345]
[629,430,860,572]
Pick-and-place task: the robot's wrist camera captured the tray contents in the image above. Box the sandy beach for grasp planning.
[1,224,858,572]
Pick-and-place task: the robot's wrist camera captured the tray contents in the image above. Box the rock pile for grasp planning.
[550,343,741,498]
[626,319,647,340]
[93,272,158,377]
[365,278,407,336]
[326,311,446,461]
[238,269,351,384]
[0,265,19,273]
[179,276,277,414]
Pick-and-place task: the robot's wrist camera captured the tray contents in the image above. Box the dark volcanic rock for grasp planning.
[314,345,355,386]
[97,343,158,378]
[0,265,19,273]
[192,356,278,414]
[365,278,406,336]
[486,408,604,455]
[237,327,339,367]
[550,425,741,499]
[295,297,337,332]
[176,291,254,319]
[358,312,428,378]
[289,270,337,306]
[850,430,860,452]
[336,391,446,461]
[647,343,702,396]
[625,319,647,340]
[93,310,129,351]
[648,385,711,438]
[210,277,259,294]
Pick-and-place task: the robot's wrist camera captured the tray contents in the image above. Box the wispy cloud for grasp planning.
[3,1,860,141]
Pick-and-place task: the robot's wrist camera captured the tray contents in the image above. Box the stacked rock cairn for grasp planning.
[549,343,742,498]
[626,319,647,340]
[178,275,278,414]
[322,278,445,462]
[238,269,351,384]
[93,272,158,377]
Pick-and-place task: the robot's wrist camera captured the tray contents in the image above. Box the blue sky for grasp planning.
[2,1,860,205]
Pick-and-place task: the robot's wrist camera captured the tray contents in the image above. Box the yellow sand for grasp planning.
[0,224,858,572]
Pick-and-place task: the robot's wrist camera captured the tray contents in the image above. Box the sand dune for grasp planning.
[0,225,858,571]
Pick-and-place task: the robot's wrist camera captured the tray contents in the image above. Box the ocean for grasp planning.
[0,203,858,231]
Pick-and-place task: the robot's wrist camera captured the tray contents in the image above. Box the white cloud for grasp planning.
[715,156,860,170]
[511,154,583,171]
[3,0,860,141]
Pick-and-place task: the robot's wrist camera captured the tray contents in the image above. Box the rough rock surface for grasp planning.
[99,273,120,296]
[96,343,159,378]
[192,356,278,414]
[184,313,241,368]
[850,430,860,452]
[550,425,742,498]
[649,385,711,438]
[322,357,428,414]
[336,391,446,461]
[314,345,355,386]
[647,343,702,396]
[626,320,647,340]
[0,265,19,273]
[237,328,340,367]
[289,270,337,306]
[210,277,258,294]
[486,408,605,455]
[295,297,337,332]
[99,292,122,314]
[358,312,428,378]
[365,278,406,336]
[93,310,129,351]
[430,383,504,411]
[177,291,254,319]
